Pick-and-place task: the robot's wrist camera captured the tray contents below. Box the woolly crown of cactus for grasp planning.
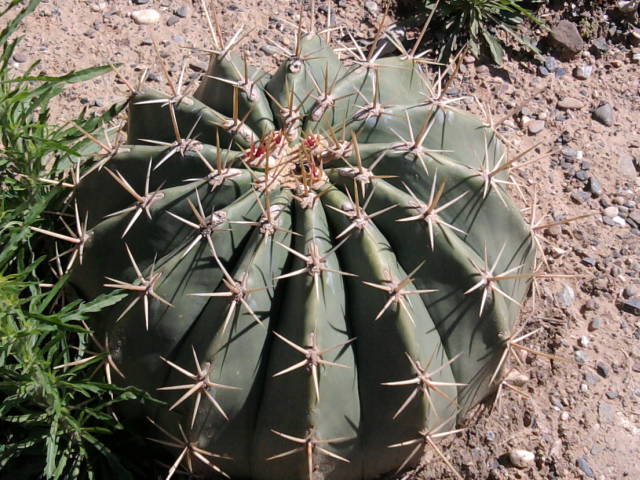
[46,7,545,480]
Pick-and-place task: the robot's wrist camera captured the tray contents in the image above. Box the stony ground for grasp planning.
[3,0,639,479]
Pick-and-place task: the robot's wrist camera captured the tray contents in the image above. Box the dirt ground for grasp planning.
[4,0,640,479]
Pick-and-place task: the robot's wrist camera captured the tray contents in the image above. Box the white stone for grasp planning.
[365,1,378,14]
[131,9,160,25]
[509,449,535,468]
[612,216,627,227]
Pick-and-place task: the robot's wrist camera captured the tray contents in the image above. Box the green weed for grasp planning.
[0,1,155,478]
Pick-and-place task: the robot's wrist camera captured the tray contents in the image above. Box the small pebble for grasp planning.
[621,297,640,315]
[260,45,278,56]
[528,120,545,135]
[596,361,610,378]
[562,147,577,159]
[612,216,627,227]
[584,299,598,311]
[571,191,591,204]
[592,103,614,126]
[623,285,638,298]
[578,336,590,347]
[364,1,378,14]
[175,7,188,18]
[584,371,600,385]
[555,67,568,77]
[618,154,637,178]
[574,64,593,79]
[605,391,619,399]
[575,170,589,181]
[556,284,575,307]
[588,317,603,331]
[544,55,558,72]
[574,350,587,364]
[166,15,180,26]
[604,206,619,217]
[550,395,563,408]
[588,177,602,196]
[558,97,585,110]
[131,8,160,25]
[591,37,609,57]
[12,53,27,63]
[505,370,529,387]
[509,449,535,469]
[576,457,595,477]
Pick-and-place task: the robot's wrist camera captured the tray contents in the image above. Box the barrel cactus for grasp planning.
[63,20,536,480]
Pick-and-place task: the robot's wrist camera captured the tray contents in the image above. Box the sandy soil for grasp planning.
[4,0,640,479]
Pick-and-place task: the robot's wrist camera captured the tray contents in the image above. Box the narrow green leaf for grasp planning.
[483,30,505,65]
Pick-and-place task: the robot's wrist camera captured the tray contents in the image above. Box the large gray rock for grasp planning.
[549,20,585,59]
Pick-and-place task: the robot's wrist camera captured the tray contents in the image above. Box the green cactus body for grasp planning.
[70,33,535,479]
